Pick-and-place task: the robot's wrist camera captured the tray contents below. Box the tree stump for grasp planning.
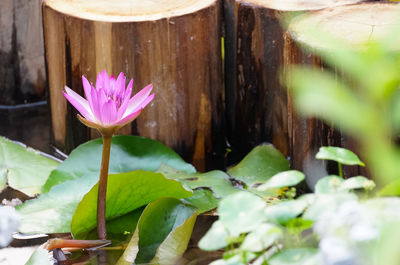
[43,0,223,170]
[286,2,400,181]
[224,0,362,165]
[0,0,46,105]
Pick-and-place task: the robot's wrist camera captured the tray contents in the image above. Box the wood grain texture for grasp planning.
[286,2,400,178]
[43,0,224,170]
[284,35,342,176]
[224,0,362,166]
[289,2,400,49]
[0,0,46,104]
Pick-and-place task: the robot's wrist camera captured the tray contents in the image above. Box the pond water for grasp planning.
[6,216,219,265]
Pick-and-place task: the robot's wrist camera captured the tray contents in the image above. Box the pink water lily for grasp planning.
[62,70,155,240]
[63,70,154,134]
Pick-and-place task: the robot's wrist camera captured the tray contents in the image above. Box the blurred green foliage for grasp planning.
[286,18,400,189]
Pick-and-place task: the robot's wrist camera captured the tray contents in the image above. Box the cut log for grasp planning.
[224,0,362,166]
[43,0,224,170]
[0,0,46,105]
[286,2,400,180]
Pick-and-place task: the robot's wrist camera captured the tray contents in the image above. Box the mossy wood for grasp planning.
[224,0,362,167]
[286,2,400,177]
[43,0,224,170]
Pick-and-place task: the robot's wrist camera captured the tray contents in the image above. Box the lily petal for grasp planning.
[95,72,103,91]
[126,79,134,93]
[116,109,142,127]
[125,84,153,114]
[89,85,101,123]
[116,86,132,120]
[115,72,126,96]
[101,99,118,126]
[82,76,94,111]
[139,93,155,109]
[63,86,94,121]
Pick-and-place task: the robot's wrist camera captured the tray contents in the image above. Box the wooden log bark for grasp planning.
[223,0,362,171]
[286,2,400,181]
[43,0,224,170]
[0,0,46,105]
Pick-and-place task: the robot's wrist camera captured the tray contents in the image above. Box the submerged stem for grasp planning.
[98,134,112,240]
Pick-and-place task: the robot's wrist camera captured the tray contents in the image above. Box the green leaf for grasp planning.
[315,176,374,194]
[269,248,319,265]
[0,137,59,196]
[265,200,308,225]
[314,176,344,194]
[150,209,197,264]
[219,191,267,236]
[161,168,240,199]
[285,218,314,235]
[222,253,254,265]
[288,67,372,136]
[198,220,229,251]
[25,249,52,265]
[0,166,7,191]
[316,146,365,166]
[82,207,144,240]
[182,188,220,214]
[379,178,400,196]
[105,208,143,235]
[258,170,305,190]
[17,135,195,235]
[117,198,197,265]
[227,144,290,187]
[43,135,195,192]
[17,176,96,233]
[341,176,376,191]
[71,171,192,238]
[241,223,282,252]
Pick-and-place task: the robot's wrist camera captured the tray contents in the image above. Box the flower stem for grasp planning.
[338,163,343,178]
[97,134,112,240]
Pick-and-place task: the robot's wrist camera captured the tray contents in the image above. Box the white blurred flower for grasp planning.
[320,236,355,265]
[0,206,20,247]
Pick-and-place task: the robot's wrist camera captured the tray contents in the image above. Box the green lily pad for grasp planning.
[25,249,52,265]
[269,248,319,265]
[182,188,220,214]
[117,198,197,265]
[258,170,305,190]
[150,209,197,264]
[341,176,376,191]
[303,193,358,221]
[265,200,309,225]
[17,176,96,234]
[314,176,344,194]
[316,146,365,166]
[227,144,290,187]
[82,207,144,240]
[241,223,282,252]
[159,166,240,199]
[0,137,59,196]
[0,167,6,191]
[71,171,192,238]
[219,191,267,236]
[17,135,195,235]
[43,135,195,193]
[198,220,229,251]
